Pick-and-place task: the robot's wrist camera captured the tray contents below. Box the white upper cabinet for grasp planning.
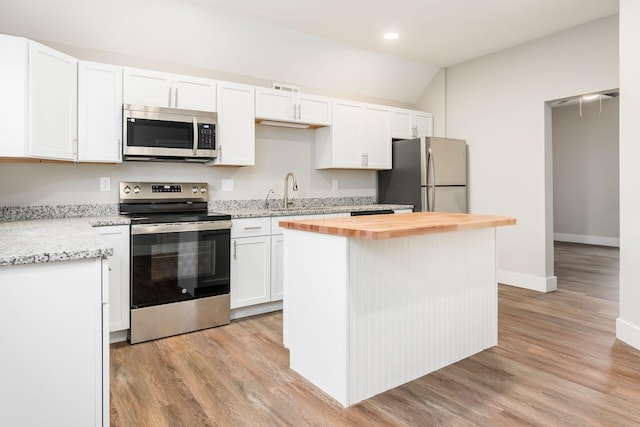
[0,34,28,157]
[362,104,392,169]
[391,108,434,139]
[78,61,123,163]
[209,81,255,166]
[255,87,331,126]
[28,41,78,160]
[315,99,391,170]
[123,67,216,111]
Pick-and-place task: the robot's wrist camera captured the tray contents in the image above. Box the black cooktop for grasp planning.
[119,201,230,225]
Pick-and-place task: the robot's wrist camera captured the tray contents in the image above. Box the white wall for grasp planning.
[618,0,640,350]
[552,98,619,247]
[442,15,619,292]
[416,68,446,137]
[0,126,376,206]
[0,0,436,106]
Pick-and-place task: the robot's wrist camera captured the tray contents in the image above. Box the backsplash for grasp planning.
[0,204,118,222]
[0,197,377,221]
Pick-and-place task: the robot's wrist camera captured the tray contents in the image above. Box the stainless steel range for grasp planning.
[119,182,232,344]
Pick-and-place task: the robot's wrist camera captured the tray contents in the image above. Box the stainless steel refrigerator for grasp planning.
[377,137,468,213]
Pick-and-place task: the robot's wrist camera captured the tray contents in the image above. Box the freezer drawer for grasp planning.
[421,186,467,213]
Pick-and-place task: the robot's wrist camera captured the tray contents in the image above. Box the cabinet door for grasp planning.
[78,61,123,163]
[330,100,362,168]
[297,93,331,126]
[123,67,172,107]
[28,41,77,160]
[362,104,391,169]
[230,236,271,309]
[270,235,284,302]
[0,35,28,157]
[211,81,255,166]
[255,87,295,121]
[172,74,216,112]
[414,112,433,137]
[390,108,414,139]
[96,225,130,332]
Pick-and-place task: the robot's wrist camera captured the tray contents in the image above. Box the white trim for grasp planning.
[109,329,128,344]
[616,318,640,351]
[498,270,557,292]
[554,233,620,247]
[230,300,282,320]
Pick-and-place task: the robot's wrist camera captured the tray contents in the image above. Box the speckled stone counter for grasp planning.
[0,217,129,267]
[210,204,414,219]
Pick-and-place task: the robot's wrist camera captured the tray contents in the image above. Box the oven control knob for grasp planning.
[133,186,140,194]
[200,186,207,194]
[192,186,198,194]
[181,288,187,294]
[123,186,131,194]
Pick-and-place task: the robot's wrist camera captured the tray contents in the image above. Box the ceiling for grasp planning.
[192,0,619,67]
[0,0,619,104]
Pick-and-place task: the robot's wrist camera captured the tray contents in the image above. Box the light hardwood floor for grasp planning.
[110,242,640,426]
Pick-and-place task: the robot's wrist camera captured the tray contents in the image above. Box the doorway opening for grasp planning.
[546,89,620,291]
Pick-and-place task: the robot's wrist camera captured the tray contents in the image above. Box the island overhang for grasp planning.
[279,212,516,240]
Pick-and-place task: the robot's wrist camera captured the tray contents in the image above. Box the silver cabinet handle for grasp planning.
[297,104,301,120]
[175,87,178,108]
[243,226,263,230]
[233,240,237,259]
[168,87,172,107]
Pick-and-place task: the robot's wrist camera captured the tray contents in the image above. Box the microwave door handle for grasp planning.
[193,118,198,156]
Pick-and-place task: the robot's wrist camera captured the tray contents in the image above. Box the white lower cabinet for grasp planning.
[0,257,108,426]
[95,225,130,333]
[230,217,271,309]
[231,235,271,308]
[270,235,284,301]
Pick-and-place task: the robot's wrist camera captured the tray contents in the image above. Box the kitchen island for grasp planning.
[279,212,515,407]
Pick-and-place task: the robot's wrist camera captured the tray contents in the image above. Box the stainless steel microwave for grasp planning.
[123,104,217,162]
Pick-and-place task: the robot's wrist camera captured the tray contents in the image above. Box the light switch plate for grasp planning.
[221,179,234,191]
[100,177,110,192]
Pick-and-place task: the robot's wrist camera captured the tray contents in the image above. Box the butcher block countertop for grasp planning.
[279,212,516,240]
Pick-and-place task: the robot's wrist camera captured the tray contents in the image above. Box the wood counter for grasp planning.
[279,212,516,240]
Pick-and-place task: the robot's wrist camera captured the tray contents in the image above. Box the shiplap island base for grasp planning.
[279,212,516,407]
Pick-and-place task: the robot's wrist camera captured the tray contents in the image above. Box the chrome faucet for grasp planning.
[283,172,299,208]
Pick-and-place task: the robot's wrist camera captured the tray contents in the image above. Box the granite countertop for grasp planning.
[210,204,413,219]
[0,216,129,267]
[279,212,516,240]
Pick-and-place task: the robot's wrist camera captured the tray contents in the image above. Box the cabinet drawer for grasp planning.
[231,217,271,238]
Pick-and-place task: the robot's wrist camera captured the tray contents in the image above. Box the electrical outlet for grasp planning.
[332,180,339,190]
[221,179,234,191]
[100,177,110,192]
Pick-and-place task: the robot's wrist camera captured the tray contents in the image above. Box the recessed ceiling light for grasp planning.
[383,32,399,40]
[582,94,599,100]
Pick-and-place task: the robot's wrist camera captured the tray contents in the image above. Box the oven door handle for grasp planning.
[131,220,232,235]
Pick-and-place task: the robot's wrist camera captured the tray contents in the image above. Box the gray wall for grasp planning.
[552,97,620,246]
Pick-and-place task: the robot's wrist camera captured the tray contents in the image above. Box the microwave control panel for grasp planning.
[198,123,215,150]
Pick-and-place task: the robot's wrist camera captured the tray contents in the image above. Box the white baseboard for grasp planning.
[554,233,620,247]
[616,318,640,351]
[498,270,557,293]
[231,300,283,320]
[109,329,128,344]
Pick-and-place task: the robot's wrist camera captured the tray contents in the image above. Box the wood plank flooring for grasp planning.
[110,242,640,426]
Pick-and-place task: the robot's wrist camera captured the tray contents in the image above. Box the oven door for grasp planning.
[130,222,231,309]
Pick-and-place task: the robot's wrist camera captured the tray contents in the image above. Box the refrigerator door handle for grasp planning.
[427,148,436,212]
